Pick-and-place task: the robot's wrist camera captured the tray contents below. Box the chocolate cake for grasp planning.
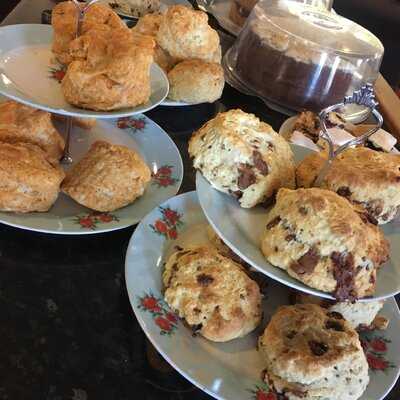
[235,20,358,112]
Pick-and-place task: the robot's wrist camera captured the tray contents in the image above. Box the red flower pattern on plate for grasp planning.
[138,293,178,335]
[117,117,146,133]
[73,211,119,230]
[360,334,395,372]
[250,383,279,400]
[150,206,183,240]
[49,65,66,83]
[152,165,178,188]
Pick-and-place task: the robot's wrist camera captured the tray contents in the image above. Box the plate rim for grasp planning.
[0,24,169,118]
[0,115,183,235]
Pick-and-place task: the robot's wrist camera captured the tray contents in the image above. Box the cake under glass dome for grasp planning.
[224,0,384,114]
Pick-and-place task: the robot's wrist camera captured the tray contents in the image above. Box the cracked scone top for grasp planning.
[62,141,151,212]
[0,142,65,213]
[163,245,262,342]
[189,109,295,208]
[296,147,400,224]
[260,188,389,300]
[259,304,369,400]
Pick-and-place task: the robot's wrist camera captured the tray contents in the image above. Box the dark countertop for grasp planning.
[0,3,399,400]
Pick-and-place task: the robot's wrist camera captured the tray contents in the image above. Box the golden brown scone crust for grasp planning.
[133,14,177,72]
[62,140,151,212]
[0,101,64,164]
[157,6,221,63]
[189,109,295,208]
[62,29,155,111]
[51,1,126,65]
[0,142,65,213]
[163,245,262,342]
[259,304,369,400]
[296,147,400,224]
[167,60,224,103]
[260,188,389,300]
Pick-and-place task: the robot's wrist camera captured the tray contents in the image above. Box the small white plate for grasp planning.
[196,144,400,301]
[161,99,202,107]
[0,24,169,118]
[125,191,400,400]
[100,0,192,19]
[0,115,182,234]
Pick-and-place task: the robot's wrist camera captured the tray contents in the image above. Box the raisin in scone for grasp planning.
[189,109,295,208]
[297,147,400,224]
[259,304,369,400]
[163,246,262,342]
[260,188,389,300]
[292,292,388,331]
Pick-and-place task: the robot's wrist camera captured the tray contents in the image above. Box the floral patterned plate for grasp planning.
[0,24,169,118]
[196,144,400,302]
[125,191,400,400]
[0,115,182,234]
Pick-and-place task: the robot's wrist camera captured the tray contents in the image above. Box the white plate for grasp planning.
[100,0,192,19]
[125,191,400,400]
[196,144,400,301]
[0,115,182,234]
[0,24,169,118]
[161,99,202,107]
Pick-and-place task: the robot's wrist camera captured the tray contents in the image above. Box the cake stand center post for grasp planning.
[314,84,383,187]
[60,0,99,165]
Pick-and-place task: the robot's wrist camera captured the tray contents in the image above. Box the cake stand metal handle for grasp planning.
[313,84,383,187]
[60,0,99,165]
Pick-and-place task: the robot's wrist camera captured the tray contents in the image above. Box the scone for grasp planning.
[260,188,390,300]
[52,1,127,65]
[167,60,224,103]
[62,29,155,111]
[189,109,296,208]
[297,147,400,224]
[157,6,221,63]
[62,141,151,212]
[259,304,369,400]
[133,13,176,72]
[0,142,65,213]
[0,101,64,164]
[292,292,388,331]
[163,245,262,342]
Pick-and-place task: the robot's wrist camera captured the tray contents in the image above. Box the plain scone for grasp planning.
[163,245,262,342]
[62,141,151,212]
[0,142,65,213]
[259,304,369,400]
[261,188,390,300]
[51,1,126,65]
[167,60,224,103]
[157,6,221,63]
[189,109,295,208]
[0,101,64,164]
[62,29,155,111]
[132,13,176,72]
[296,147,400,224]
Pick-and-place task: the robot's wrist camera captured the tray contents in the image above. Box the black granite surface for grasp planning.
[0,4,399,400]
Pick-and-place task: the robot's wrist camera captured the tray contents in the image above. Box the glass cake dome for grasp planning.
[224,0,384,114]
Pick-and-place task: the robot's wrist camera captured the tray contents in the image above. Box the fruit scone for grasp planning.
[163,245,262,342]
[297,146,400,224]
[189,109,295,208]
[259,304,369,400]
[260,188,389,301]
